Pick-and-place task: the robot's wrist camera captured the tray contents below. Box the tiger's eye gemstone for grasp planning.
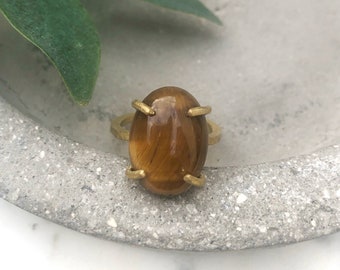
[129,87,208,195]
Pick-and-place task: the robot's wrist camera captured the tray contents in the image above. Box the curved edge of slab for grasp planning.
[0,96,339,251]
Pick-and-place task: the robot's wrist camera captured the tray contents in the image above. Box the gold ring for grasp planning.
[111,86,221,196]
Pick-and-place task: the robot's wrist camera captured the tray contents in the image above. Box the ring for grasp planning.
[111,86,221,196]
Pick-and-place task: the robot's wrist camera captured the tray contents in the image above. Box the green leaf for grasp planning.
[142,0,222,25]
[0,0,100,105]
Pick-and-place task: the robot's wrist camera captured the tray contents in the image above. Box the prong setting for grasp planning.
[183,174,206,187]
[187,106,211,117]
[132,100,155,116]
[110,87,222,195]
[126,167,146,180]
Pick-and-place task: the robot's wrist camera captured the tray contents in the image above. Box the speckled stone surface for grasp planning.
[0,95,339,251]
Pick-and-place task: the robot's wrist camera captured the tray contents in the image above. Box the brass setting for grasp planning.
[132,100,155,116]
[187,106,212,117]
[111,113,221,145]
[183,174,206,187]
[111,87,222,195]
[126,167,146,180]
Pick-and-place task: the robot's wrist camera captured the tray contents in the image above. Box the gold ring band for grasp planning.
[111,113,221,145]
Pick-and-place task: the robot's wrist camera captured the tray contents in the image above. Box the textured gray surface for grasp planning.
[0,95,339,250]
[0,0,340,251]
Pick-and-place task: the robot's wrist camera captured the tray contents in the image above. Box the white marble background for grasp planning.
[0,199,339,270]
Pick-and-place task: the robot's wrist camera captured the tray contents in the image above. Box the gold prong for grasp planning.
[207,119,222,145]
[111,113,134,141]
[187,106,211,117]
[183,174,206,187]
[132,100,155,116]
[126,167,146,180]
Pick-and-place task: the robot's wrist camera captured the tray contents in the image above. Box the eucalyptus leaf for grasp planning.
[0,0,100,105]
[142,0,221,25]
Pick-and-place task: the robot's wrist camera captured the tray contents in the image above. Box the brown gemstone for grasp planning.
[129,87,208,195]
